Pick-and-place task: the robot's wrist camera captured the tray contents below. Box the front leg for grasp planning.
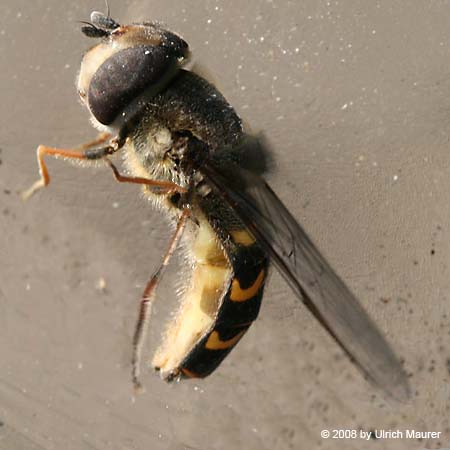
[22,133,118,200]
[22,134,186,200]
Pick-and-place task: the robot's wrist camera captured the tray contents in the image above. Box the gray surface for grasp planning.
[1,0,450,449]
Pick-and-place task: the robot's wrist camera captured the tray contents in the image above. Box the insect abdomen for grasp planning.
[179,223,269,378]
[152,204,268,380]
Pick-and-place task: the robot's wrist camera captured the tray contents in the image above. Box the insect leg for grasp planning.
[104,158,187,195]
[132,209,189,391]
[21,133,117,200]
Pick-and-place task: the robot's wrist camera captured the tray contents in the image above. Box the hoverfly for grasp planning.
[23,10,410,399]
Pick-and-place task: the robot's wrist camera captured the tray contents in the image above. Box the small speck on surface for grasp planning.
[96,277,107,292]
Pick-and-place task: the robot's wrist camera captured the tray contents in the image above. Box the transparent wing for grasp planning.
[202,161,410,401]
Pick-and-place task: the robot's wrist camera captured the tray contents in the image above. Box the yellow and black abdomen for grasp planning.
[179,240,268,378]
[178,194,270,378]
[152,191,269,380]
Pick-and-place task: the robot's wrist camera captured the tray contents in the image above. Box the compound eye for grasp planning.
[88,45,179,125]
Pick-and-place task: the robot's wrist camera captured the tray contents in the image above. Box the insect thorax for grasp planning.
[122,70,244,189]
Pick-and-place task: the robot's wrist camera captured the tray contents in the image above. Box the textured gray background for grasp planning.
[1,0,450,449]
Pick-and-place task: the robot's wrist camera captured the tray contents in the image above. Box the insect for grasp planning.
[24,10,410,399]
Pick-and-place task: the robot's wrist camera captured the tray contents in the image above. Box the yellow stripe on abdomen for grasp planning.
[205,330,247,350]
[230,269,265,302]
[230,229,256,247]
